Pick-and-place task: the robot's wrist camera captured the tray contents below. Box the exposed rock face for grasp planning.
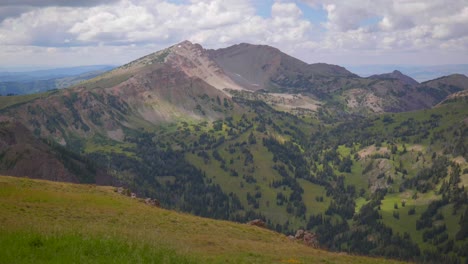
[115,187,160,207]
[291,229,319,248]
[247,219,266,228]
[303,232,319,248]
[144,198,161,207]
[167,40,244,92]
[295,229,305,239]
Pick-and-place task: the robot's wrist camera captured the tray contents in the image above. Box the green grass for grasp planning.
[379,192,433,245]
[0,231,193,264]
[0,175,404,264]
[298,179,331,215]
[344,160,367,194]
[186,142,298,225]
[355,197,367,213]
[337,145,351,158]
[460,172,468,187]
[79,72,133,90]
[84,140,135,157]
[0,92,55,110]
[440,204,462,239]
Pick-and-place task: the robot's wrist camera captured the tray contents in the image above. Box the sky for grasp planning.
[0,0,467,68]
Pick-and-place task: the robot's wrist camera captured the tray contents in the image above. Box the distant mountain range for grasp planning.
[0,65,114,95]
[345,64,468,82]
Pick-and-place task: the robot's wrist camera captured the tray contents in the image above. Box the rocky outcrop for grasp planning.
[291,229,319,248]
[115,187,160,207]
[247,219,266,228]
[144,197,160,207]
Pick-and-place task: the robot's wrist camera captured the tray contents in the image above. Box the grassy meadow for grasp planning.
[0,175,405,264]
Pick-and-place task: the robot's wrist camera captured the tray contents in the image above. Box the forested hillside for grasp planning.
[0,41,466,263]
[54,94,467,263]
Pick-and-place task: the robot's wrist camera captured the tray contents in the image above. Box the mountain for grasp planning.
[421,73,468,91]
[369,70,419,86]
[0,40,467,263]
[345,64,468,82]
[208,43,356,94]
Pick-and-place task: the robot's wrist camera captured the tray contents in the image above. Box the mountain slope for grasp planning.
[0,175,401,264]
[0,41,467,262]
[0,121,110,184]
[0,44,241,143]
[208,42,467,113]
[209,42,357,96]
[422,74,468,90]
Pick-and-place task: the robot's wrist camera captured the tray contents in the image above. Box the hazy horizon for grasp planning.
[2,61,467,83]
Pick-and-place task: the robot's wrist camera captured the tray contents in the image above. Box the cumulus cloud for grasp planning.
[301,0,468,51]
[0,0,313,48]
[0,0,121,7]
[0,0,466,66]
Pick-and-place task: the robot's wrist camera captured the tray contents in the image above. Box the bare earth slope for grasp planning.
[209,42,356,94]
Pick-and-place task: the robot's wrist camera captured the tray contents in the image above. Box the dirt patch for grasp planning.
[168,41,244,93]
[268,93,321,111]
[400,191,438,205]
[344,89,384,113]
[460,174,468,187]
[107,128,124,142]
[358,145,389,159]
[408,144,424,152]
[453,156,466,165]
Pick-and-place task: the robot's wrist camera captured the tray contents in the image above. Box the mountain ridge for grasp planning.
[0,40,466,263]
[368,70,419,86]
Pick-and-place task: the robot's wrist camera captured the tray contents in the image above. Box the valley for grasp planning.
[0,41,466,263]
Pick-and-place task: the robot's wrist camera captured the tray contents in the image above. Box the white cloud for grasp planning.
[0,0,121,7]
[297,0,468,63]
[0,0,466,67]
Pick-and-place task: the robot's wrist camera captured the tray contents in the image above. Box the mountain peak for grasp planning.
[172,40,202,50]
[369,70,419,86]
[178,40,193,45]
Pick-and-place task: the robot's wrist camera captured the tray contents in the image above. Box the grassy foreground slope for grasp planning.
[0,176,403,264]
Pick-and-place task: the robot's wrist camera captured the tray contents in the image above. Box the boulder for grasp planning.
[303,231,319,248]
[294,229,305,239]
[291,229,319,248]
[247,219,266,228]
[144,198,161,207]
[116,187,124,194]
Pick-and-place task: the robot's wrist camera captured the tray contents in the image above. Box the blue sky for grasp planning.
[0,0,467,68]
